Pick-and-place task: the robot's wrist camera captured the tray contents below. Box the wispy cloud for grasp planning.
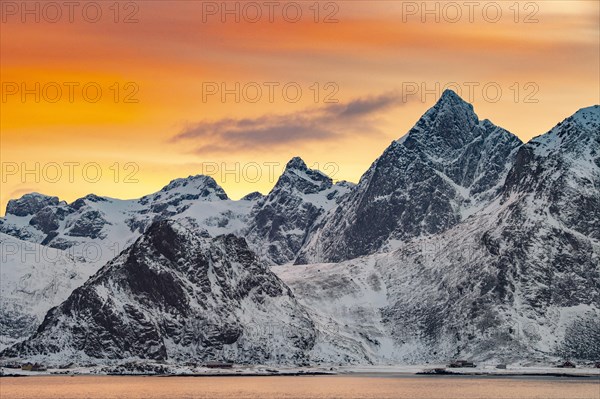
[171,92,403,153]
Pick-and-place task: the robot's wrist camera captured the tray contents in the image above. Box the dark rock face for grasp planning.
[297,90,522,263]
[559,313,600,360]
[503,105,600,239]
[3,221,316,363]
[241,191,264,201]
[376,105,600,362]
[245,157,344,265]
[6,193,60,217]
[303,142,458,263]
[29,207,60,234]
[65,210,109,239]
[276,157,333,194]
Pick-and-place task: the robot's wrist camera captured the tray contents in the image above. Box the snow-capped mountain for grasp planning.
[0,233,97,350]
[296,90,522,264]
[1,90,598,366]
[282,107,600,362]
[245,157,353,265]
[2,221,317,364]
[0,175,244,264]
[0,160,348,267]
[0,159,353,349]
[0,176,253,350]
[503,105,600,240]
[279,206,598,365]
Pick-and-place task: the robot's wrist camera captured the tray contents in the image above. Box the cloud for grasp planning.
[171,92,403,154]
[338,94,402,117]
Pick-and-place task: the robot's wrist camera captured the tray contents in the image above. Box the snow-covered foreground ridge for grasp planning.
[1,90,598,365]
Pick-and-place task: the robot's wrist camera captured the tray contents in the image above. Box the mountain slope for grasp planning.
[284,104,600,363]
[245,157,352,265]
[2,95,598,366]
[297,90,522,264]
[284,210,598,364]
[0,233,97,350]
[503,105,600,239]
[0,159,347,268]
[0,159,348,346]
[2,221,317,364]
[0,176,259,273]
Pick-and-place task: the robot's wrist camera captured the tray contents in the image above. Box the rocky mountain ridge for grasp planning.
[2,91,598,365]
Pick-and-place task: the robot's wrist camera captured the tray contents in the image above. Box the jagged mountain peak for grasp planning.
[244,158,345,265]
[395,89,518,164]
[161,174,227,197]
[11,192,54,200]
[5,193,60,217]
[240,191,264,201]
[285,156,309,170]
[81,193,107,202]
[142,219,239,253]
[69,194,109,210]
[572,104,600,123]
[502,105,600,229]
[135,219,248,265]
[272,157,332,195]
[388,90,521,187]
[528,104,600,156]
[139,174,228,205]
[436,88,474,110]
[296,91,523,264]
[143,218,191,240]
[420,89,477,127]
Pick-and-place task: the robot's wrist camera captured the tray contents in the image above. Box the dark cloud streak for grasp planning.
[171,92,404,154]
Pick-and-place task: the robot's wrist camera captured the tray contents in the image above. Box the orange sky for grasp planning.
[1,1,599,213]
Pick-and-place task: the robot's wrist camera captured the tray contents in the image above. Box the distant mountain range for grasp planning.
[1,90,598,366]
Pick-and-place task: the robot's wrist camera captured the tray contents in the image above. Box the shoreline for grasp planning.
[2,365,599,379]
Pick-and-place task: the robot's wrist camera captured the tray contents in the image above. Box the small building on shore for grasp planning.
[21,363,47,371]
[203,362,234,369]
[557,360,576,368]
[447,360,476,368]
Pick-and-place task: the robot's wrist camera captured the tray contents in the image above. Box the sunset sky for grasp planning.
[1,1,599,213]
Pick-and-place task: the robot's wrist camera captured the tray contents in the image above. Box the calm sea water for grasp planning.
[1,375,598,399]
